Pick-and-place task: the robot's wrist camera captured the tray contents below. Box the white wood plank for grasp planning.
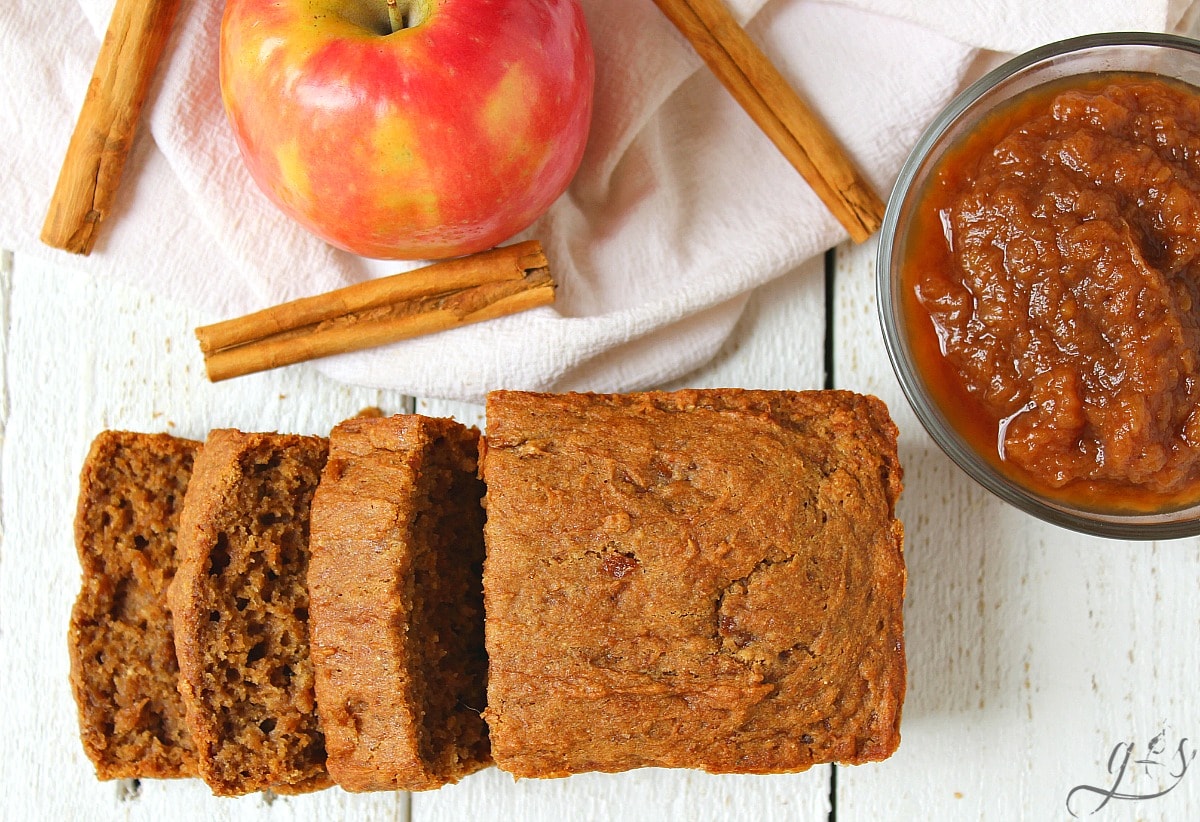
[832,238,1200,820]
[413,257,832,821]
[415,250,829,417]
[416,767,828,822]
[1,252,412,821]
[661,253,828,392]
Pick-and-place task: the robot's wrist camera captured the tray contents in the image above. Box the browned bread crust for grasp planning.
[69,431,200,780]
[481,389,906,778]
[169,429,331,796]
[308,415,490,791]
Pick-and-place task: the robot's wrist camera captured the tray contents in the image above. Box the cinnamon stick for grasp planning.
[651,0,884,242]
[41,0,182,255]
[196,240,548,354]
[197,241,556,383]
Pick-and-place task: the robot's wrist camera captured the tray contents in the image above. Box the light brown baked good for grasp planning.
[481,389,906,778]
[169,429,331,796]
[308,415,490,791]
[69,431,200,780]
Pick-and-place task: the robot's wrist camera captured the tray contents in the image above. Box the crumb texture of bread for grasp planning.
[169,429,331,796]
[69,431,200,780]
[309,415,490,792]
[481,389,906,778]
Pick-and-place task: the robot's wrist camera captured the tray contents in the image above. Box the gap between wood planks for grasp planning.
[823,247,836,394]
[823,245,839,822]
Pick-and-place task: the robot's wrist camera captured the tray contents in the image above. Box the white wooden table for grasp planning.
[4,234,1199,821]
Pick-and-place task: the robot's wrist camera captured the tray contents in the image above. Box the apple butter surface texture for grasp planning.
[904,74,1200,512]
[219,0,594,259]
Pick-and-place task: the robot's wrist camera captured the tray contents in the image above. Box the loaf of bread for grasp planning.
[308,415,490,791]
[480,389,906,778]
[168,430,331,796]
[70,388,908,792]
[69,431,199,780]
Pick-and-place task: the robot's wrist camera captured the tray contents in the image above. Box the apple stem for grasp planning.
[386,0,404,33]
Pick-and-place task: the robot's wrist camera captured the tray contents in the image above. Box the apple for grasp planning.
[219,0,594,260]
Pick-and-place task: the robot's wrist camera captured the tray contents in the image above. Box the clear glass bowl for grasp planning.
[877,32,1200,540]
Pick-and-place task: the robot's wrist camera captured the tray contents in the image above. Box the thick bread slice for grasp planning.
[169,429,330,796]
[69,431,200,780]
[308,415,490,791]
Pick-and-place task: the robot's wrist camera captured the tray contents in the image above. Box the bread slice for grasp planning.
[69,431,200,780]
[308,415,490,791]
[169,429,330,796]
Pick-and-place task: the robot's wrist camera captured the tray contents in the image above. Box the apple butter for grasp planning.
[903,73,1200,511]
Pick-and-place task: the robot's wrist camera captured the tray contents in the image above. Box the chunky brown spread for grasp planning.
[904,73,1200,511]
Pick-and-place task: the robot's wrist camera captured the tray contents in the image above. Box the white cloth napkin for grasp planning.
[1,0,1194,402]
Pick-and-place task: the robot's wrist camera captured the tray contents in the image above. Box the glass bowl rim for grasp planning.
[876,31,1200,541]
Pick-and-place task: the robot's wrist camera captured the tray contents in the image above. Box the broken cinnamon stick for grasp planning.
[41,0,182,255]
[652,0,884,242]
[197,241,555,383]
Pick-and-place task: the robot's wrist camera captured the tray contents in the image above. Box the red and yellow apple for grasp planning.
[219,0,594,259]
